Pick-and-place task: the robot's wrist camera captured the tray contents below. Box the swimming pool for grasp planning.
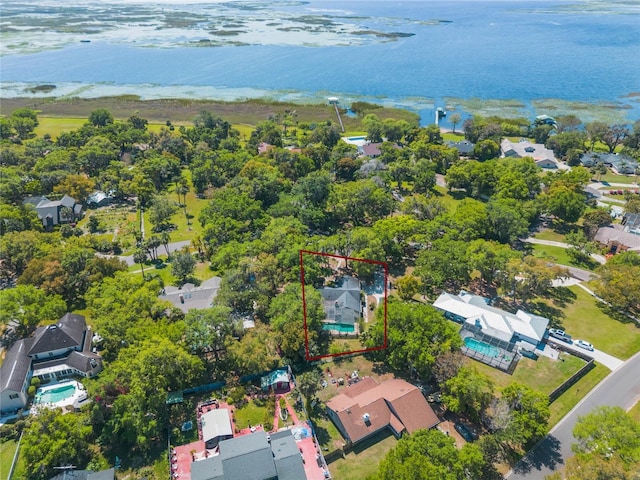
[347,136,366,141]
[34,383,76,404]
[322,323,355,333]
[464,337,500,358]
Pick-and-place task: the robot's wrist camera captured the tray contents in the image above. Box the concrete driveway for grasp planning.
[547,338,623,371]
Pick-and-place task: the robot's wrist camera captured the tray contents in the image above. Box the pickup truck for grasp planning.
[548,328,572,344]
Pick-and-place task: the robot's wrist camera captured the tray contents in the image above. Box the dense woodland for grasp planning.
[1,105,639,479]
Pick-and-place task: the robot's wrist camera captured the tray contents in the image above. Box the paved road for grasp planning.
[506,351,640,479]
[118,240,192,266]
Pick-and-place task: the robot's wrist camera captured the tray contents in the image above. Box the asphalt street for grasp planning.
[506,351,640,479]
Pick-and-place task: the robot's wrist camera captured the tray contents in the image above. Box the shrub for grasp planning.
[30,377,41,388]
[27,385,36,397]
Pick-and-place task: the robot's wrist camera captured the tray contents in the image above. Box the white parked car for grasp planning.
[575,339,594,351]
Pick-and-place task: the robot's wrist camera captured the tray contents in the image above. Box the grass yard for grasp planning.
[552,286,640,359]
[533,229,575,243]
[326,430,397,480]
[472,353,587,395]
[628,400,640,423]
[596,173,639,185]
[548,364,610,426]
[233,400,270,431]
[34,116,87,139]
[0,439,18,480]
[529,244,599,271]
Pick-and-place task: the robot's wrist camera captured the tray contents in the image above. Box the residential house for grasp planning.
[190,429,306,480]
[357,142,401,159]
[49,468,115,480]
[325,377,439,446]
[594,226,640,254]
[500,139,559,169]
[201,409,234,449]
[319,276,362,328]
[446,140,475,157]
[260,368,291,393]
[0,313,102,414]
[580,152,639,175]
[433,291,549,349]
[158,277,222,313]
[86,190,113,208]
[23,195,83,228]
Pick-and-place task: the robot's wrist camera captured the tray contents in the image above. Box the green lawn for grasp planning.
[233,400,270,431]
[548,364,610,426]
[473,353,587,395]
[326,430,397,480]
[533,229,573,243]
[595,173,639,185]
[0,439,18,480]
[529,244,599,271]
[628,400,640,423]
[34,116,87,139]
[553,286,640,360]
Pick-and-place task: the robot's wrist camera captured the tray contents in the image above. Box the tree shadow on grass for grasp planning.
[597,302,640,328]
[527,300,565,324]
[547,286,577,309]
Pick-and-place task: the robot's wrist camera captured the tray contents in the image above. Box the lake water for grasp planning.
[1,0,639,124]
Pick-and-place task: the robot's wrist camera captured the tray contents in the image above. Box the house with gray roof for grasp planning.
[49,468,115,480]
[0,313,102,414]
[319,276,362,328]
[24,195,83,228]
[621,213,640,235]
[580,152,639,175]
[190,429,305,480]
[500,139,559,169]
[446,140,475,156]
[158,277,222,313]
[594,226,640,254]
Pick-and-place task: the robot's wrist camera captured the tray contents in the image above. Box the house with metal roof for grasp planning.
[190,429,306,480]
[326,377,439,446]
[201,409,234,449]
[0,313,102,414]
[260,368,291,393]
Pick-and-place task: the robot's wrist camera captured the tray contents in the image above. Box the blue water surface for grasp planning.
[1,0,639,122]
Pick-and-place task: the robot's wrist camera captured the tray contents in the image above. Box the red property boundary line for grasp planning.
[299,249,388,361]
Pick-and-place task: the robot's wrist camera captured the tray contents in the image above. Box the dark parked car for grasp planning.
[454,422,474,442]
[548,328,573,344]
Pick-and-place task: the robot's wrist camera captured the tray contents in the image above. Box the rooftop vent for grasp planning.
[363,413,371,425]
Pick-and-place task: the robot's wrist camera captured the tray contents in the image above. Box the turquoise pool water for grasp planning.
[347,136,366,141]
[35,384,76,404]
[464,337,500,358]
[322,323,355,333]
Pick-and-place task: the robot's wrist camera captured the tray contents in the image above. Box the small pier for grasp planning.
[328,97,345,132]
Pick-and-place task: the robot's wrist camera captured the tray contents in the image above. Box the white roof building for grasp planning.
[433,291,549,346]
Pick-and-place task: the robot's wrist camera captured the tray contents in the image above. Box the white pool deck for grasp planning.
[33,379,89,412]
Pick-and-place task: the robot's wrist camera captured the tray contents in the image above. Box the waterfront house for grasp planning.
[500,139,559,169]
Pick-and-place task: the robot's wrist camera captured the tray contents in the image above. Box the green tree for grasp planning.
[21,408,93,479]
[171,247,196,285]
[0,285,66,338]
[95,337,203,454]
[543,184,586,224]
[395,275,423,301]
[227,322,279,376]
[572,406,640,466]
[148,195,177,232]
[506,256,569,304]
[88,108,114,127]
[601,125,629,153]
[467,239,521,285]
[594,262,640,320]
[364,299,462,378]
[183,306,234,358]
[52,174,95,204]
[449,113,462,134]
[296,369,322,413]
[473,139,500,161]
[374,429,486,480]
[443,365,495,422]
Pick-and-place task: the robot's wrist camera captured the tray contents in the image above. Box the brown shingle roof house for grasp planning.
[326,377,439,445]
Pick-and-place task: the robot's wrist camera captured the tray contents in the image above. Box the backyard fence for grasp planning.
[548,357,595,403]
